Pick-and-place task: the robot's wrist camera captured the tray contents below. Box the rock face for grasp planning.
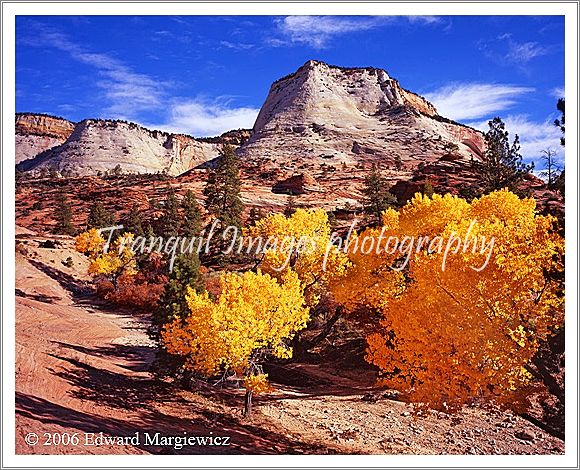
[239,60,483,168]
[272,172,321,195]
[17,119,221,176]
[16,113,75,164]
[199,128,252,147]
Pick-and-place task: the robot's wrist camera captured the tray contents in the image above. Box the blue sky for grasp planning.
[16,15,565,167]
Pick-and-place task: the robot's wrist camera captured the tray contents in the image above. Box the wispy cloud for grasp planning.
[550,86,565,99]
[220,40,255,51]
[26,24,165,119]
[470,114,564,167]
[425,83,534,121]
[480,33,551,66]
[505,40,549,63]
[151,98,259,137]
[274,16,386,49]
[407,16,443,25]
[22,24,257,137]
[273,15,445,49]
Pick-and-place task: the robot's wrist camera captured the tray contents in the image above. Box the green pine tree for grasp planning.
[53,190,76,235]
[394,155,403,171]
[423,177,435,198]
[476,117,534,194]
[123,203,144,236]
[150,253,205,378]
[86,202,116,229]
[283,195,297,217]
[203,145,243,229]
[362,164,397,226]
[554,98,565,146]
[159,188,181,237]
[144,222,156,238]
[181,190,202,238]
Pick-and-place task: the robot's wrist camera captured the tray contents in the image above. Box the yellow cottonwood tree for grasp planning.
[161,269,309,416]
[332,190,564,411]
[74,228,106,258]
[247,208,349,307]
[75,229,137,287]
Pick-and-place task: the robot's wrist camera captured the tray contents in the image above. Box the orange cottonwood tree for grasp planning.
[161,269,309,416]
[332,190,564,412]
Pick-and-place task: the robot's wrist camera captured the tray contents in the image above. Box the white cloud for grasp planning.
[152,99,260,137]
[425,83,534,121]
[220,40,255,50]
[32,26,165,118]
[550,86,565,99]
[27,24,258,137]
[273,15,444,49]
[505,40,549,63]
[407,16,443,25]
[469,115,564,168]
[275,16,386,49]
[479,34,552,67]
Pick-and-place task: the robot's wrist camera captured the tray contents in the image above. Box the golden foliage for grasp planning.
[332,190,564,411]
[75,230,137,281]
[247,208,349,306]
[74,228,105,258]
[161,269,309,382]
[243,373,273,394]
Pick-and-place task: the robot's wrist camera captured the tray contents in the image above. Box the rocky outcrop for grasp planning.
[238,60,484,169]
[17,119,221,176]
[272,172,322,195]
[16,60,489,206]
[15,113,75,164]
[198,128,252,146]
[16,113,75,139]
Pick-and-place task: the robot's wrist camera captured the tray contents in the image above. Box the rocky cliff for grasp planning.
[17,119,222,176]
[198,128,252,147]
[15,113,75,164]
[239,60,483,168]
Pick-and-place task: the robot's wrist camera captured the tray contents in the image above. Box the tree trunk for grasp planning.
[291,306,343,360]
[243,389,253,417]
[306,306,343,348]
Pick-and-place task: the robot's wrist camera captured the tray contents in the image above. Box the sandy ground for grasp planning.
[14,230,565,455]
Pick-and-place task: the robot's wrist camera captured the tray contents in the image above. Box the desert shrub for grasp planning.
[76,229,167,310]
[106,271,166,310]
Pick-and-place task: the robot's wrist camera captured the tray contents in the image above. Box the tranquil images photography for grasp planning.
[10,12,570,458]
